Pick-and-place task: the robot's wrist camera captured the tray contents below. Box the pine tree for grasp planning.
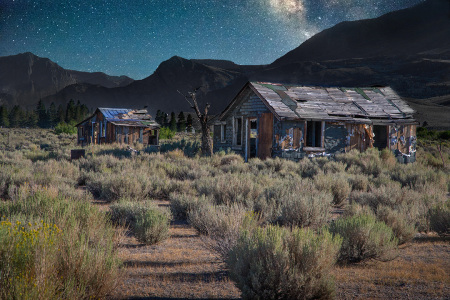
[0,105,9,127]
[75,100,82,122]
[177,111,186,132]
[57,104,65,124]
[26,110,38,128]
[169,111,177,132]
[155,110,164,125]
[9,105,25,128]
[48,102,57,127]
[186,114,193,132]
[163,112,168,127]
[65,99,76,123]
[36,99,49,128]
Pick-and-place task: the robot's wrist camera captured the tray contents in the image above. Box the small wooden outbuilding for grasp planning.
[213,82,418,163]
[76,108,160,146]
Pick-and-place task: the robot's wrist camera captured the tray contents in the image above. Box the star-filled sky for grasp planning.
[1,0,423,79]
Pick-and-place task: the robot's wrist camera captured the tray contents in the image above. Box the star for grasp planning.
[0,0,424,79]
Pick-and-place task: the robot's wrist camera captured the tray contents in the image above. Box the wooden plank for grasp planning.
[257,112,273,160]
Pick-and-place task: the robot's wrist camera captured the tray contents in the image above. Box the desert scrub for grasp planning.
[189,204,258,258]
[329,214,398,264]
[314,172,351,207]
[110,201,170,244]
[428,202,450,236]
[0,218,62,299]
[170,192,212,220]
[0,185,122,299]
[227,225,342,300]
[376,205,416,244]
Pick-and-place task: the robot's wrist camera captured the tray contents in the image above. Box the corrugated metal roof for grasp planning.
[247,82,416,123]
[98,108,134,119]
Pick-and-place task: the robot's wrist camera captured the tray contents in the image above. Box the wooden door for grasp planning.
[257,113,273,159]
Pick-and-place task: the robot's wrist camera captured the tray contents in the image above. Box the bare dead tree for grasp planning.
[178,87,213,156]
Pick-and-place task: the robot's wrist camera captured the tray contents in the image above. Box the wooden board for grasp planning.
[257,113,273,159]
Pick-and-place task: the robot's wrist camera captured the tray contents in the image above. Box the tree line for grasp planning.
[155,110,194,133]
[0,99,90,129]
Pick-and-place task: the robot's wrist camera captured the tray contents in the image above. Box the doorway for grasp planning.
[373,125,388,149]
[248,118,257,159]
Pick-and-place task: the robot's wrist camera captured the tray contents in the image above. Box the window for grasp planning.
[306,121,324,147]
[233,117,243,147]
[220,124,226,143]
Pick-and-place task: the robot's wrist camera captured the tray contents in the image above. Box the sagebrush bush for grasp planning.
[227,225,342,300]
[188,203,258,258]
[279,187,332,228]
[110,201,170,244]
[428,202,450,236]
[315,173,351,207]
[329,214,398,263]
[169,192,212,220]
[376,205,416,244]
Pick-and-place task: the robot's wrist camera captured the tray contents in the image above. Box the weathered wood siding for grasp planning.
[213,91,271,156]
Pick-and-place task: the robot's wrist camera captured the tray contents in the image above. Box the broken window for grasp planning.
[306,121,324,147]
[279,127,302,150]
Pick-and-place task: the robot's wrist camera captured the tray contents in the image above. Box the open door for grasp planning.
[248,118,257,159]
[257,113,273,159]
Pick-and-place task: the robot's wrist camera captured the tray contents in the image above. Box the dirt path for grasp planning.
[109,201,241,300]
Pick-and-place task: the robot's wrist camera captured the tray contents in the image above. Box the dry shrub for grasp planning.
[428,202,450,237]
[169,192,212,220]
[227,225,342,300]
[279,186,332,228]
[376,205,416,244]
[195,173,263,206]
[0,185,121,299]
[380,148,397,169]
[315,173,351,207]
[321,161,347,174]
[348,174,369,192]
[188,204,258,258]
[329,214,398,264]
[110,200,170,244]
[220,154,244,166]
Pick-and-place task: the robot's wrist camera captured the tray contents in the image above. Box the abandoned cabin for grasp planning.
[213,82,418,163]
[76,108,160,146]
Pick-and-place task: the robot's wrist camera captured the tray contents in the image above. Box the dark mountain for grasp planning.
[272,0,450,65]
[43,56,262,115]
[0,52,133,107]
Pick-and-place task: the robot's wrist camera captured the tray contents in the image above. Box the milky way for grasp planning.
[0,0,423,79]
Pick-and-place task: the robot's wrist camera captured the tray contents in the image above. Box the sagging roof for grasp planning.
[220,82,417,124]
[77,107,160,128]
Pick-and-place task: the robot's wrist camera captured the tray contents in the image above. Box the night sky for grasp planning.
[1,0,423,79]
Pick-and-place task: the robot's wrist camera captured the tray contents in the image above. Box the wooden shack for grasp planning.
[76,108,160,146]
[213,82,418,163]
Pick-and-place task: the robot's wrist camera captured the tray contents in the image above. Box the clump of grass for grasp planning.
[329,214,398,264]
[110,201,170,245]
[227,225,342,300]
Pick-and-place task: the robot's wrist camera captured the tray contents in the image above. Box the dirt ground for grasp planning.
[106,201,449,300]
